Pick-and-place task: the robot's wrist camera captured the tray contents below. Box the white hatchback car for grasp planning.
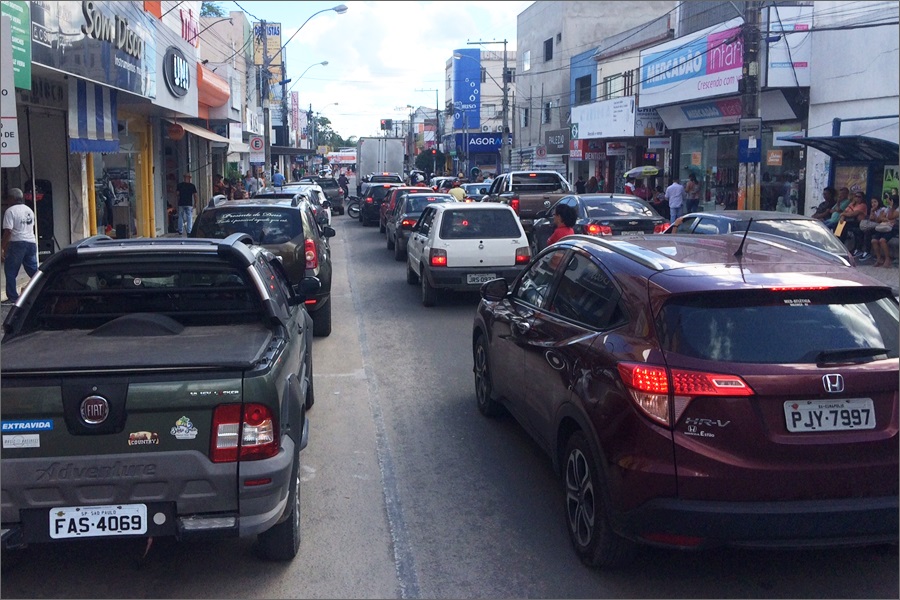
[406,203,531,306]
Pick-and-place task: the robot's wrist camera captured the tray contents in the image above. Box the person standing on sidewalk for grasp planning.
[176,173,198,235]
[1,188,38,303]
[666,177,686,224]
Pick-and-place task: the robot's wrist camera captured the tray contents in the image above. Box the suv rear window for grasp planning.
[657,288,900,364]
[193,207,302,245]
[439,208,522,239]
[368,186,395,201]
[370,175,403,184]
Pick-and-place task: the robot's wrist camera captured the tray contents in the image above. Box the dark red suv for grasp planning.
[472,232,899,568]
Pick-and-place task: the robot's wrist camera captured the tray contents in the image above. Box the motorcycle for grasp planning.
[346,196,361,219]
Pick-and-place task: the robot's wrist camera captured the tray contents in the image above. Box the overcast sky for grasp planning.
[225,0,532,140]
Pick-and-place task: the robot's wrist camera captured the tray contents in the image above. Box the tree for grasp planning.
[415,149,444,174]
[201,2,225,17]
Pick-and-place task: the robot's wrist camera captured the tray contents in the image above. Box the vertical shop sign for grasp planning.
[1,14,21,167]
[0,1,30,90]
[883,166,899,202]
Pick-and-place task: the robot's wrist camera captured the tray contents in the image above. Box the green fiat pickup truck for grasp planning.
[0,233,319,561]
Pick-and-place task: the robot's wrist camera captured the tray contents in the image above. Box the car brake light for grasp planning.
[305,238,318,269]
[617,363,753,428]
[515,246,530,264]
[768,286,831,291]
[585,223,612,236]
[365,197,374,204]
[210,403,278,463]
[653,223,669,233]
[430,248,447,267]
[401,218,417,228]
[510,197,520,214]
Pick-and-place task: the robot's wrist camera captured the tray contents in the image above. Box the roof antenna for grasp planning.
[734,217,754,258]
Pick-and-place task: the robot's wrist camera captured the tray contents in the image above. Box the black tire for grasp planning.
[473,334,503,417]
[347,203,360,219]
[257,457,301,561]
[312,300,332,337]
[563,431,638,569]
[393,236,405,261]
[421,269,437,307]
[406,260,418,285]
[386,231,395,250]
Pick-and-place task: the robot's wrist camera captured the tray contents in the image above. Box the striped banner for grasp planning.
[68,79,119,153]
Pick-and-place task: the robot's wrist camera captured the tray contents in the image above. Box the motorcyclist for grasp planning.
[338,172,350,200]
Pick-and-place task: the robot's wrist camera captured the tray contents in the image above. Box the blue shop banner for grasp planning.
[29,1,157,98]
[452,47,481,130]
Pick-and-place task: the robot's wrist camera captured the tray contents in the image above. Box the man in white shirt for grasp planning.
[1,188,38,303]
[665,177,686,224]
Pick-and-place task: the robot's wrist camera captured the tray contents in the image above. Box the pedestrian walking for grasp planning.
[1,188,38,303]
[176,173,198,235]
[666,177,685,223]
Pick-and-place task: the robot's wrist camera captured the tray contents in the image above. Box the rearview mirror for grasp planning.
[322,225,336,238]
[480,278,509,301]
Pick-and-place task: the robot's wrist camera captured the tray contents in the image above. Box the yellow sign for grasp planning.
[253,22,282,66]
[766,150,783,166]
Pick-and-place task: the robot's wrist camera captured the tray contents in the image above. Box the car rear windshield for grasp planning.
[370,175,403,184]
[584,197,656,217]
[657,288,899,364]
[439,208,522,239]
[732,219,849,256]
[193,208,302,245]
[405,195,452,212]
[368,186,395,201]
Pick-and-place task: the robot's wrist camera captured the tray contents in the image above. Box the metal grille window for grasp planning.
[544,38,553,61]
[543,101,552,124]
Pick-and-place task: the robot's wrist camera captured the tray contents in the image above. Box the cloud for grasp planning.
[268,0,532,140]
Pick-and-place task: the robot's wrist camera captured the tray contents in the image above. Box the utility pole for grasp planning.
[260,21,271,179]
[738,2,761,210]
[416,88,441,173]
[468,40,510,173]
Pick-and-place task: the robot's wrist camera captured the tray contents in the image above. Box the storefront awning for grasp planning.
[229,142,251,154]
[163,119,231,144]
[271,146,315,156]
[68,79,119,154]
[777,135,899,163]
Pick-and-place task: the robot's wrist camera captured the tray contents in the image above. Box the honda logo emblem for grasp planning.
[822,374,844,394]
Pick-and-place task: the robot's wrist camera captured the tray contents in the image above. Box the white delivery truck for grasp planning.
[356,137,405,181]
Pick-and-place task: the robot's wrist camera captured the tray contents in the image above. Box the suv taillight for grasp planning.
[210,403,278,463]
[305,238,318,269]
[510,197,520,214]
[617,363,753,428]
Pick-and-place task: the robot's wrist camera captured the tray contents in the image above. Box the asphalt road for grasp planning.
[1,212,898,599]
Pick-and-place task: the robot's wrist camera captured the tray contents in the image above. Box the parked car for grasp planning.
[191,196,335,337]
[460,182,490,202]
[360,182,401,227]
[379,186,436,233]
[299,176,344,215]
[406,203,531,306]
[385,192,454,261]
[664,210,855,265]
[531,193,668,253]
[1,234,319,561]
[472,232,899,568]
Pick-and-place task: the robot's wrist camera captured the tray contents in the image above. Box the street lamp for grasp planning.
[287,61,328,93]
[260,5,347,177]
[281,60,328,154]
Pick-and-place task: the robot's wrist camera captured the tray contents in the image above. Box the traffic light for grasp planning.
[380,118,393,131]
[380,119,387,130]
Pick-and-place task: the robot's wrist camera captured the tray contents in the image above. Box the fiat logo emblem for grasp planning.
[80,396,109,424]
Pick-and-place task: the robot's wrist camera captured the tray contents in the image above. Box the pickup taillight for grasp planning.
[210,403,279,463]
[510,196,520,214]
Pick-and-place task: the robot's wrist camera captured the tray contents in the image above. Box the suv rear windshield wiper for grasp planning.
[816,347,889,365]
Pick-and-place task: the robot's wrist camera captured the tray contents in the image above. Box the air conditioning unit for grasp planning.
[481,125,490,133]
[496,125,504,133]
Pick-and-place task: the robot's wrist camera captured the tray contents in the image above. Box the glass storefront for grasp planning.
[678,121,805,213]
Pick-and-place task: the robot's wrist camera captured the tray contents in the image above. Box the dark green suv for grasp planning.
[192,197,336,336]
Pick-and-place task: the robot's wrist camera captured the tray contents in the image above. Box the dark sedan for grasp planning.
[664,210,854,265]
[531,193,668,253]
[385,192,454,260]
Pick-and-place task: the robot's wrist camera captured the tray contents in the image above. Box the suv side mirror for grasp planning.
[480,278,509,301]
[322,225,336,238]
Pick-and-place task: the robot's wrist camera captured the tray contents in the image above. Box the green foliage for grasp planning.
[415,149,444,173]
[201,2,225,17]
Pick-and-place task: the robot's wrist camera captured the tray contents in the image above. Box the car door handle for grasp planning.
[512,319,530,334]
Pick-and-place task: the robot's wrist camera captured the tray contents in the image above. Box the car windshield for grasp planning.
[439,208,522,239]
[657,288,899,364]
[193,207,302,245]
[732,219,849,255]
[583,197,656,217]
